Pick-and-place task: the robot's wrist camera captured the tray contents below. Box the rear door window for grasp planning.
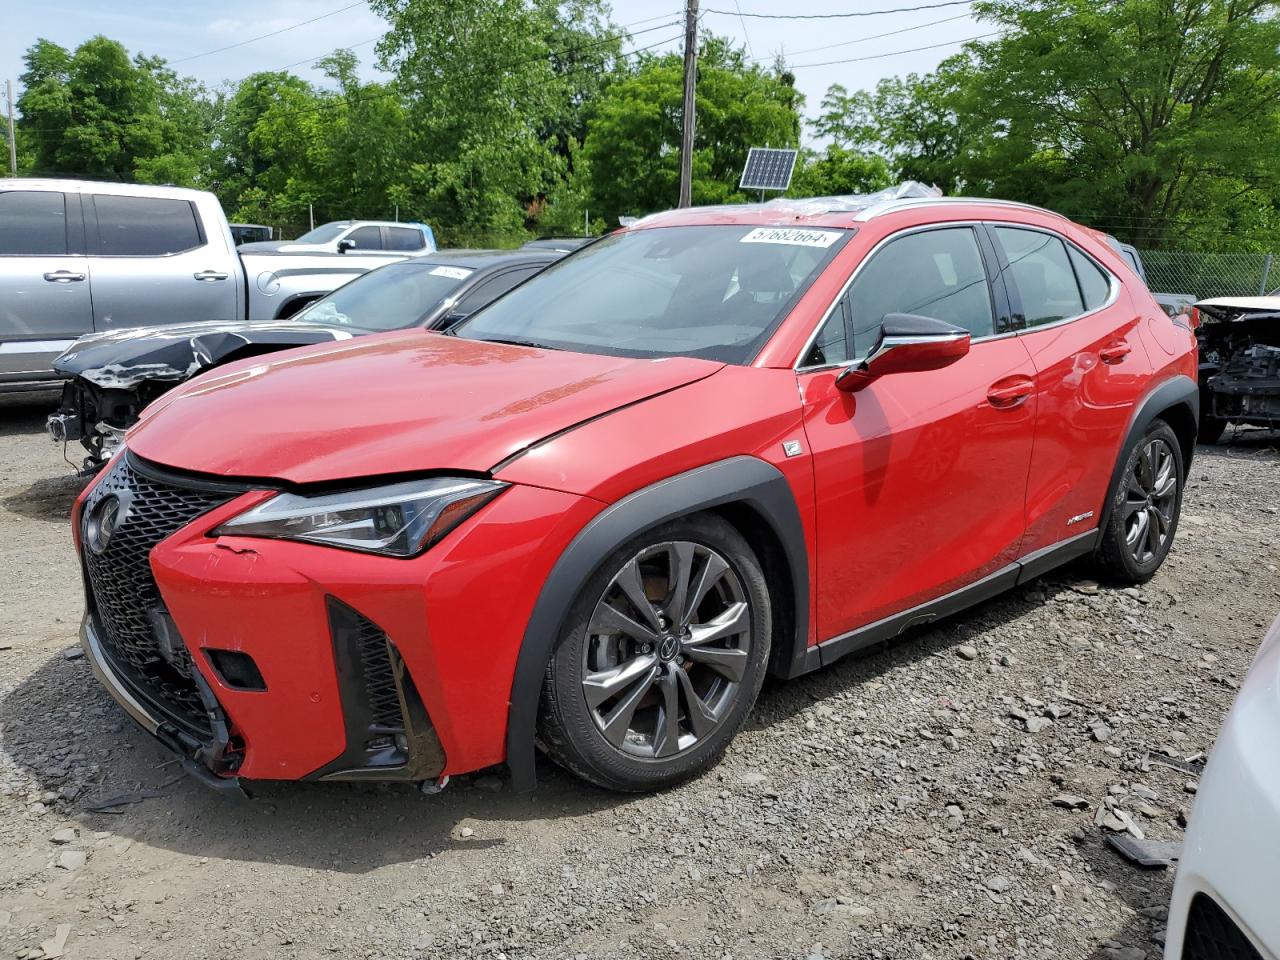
[91,195,204,256]
[0,191,69,256]
[384,226,425,251]
[346,226,383,250]
[994,227,1085,326]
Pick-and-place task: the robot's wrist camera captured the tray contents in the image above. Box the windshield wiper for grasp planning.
[476,336,563,351]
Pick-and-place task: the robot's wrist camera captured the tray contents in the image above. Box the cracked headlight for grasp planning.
[212,477,506,557]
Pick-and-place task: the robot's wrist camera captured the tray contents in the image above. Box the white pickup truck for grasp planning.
[0,178,414,392]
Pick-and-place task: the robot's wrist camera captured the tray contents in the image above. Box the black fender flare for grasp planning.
[504,455,810,791]
[1097,374,1199,534]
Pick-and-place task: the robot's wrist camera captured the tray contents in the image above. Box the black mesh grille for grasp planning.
[351,611,403,730]
[1182,893,1264,960]
[81,454,238,739]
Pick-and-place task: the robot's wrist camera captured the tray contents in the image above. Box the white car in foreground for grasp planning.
[1165,612,1280,960]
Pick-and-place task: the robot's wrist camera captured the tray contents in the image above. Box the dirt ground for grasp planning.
[1,391,1277,960]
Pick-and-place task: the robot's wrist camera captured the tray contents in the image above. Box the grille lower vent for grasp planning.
[352,610,404,731]
[81,454,238,738]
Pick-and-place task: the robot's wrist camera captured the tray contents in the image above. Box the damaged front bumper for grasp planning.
[80,614,246,794]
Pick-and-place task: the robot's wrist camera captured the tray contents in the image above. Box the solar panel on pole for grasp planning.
[738,147,798,192]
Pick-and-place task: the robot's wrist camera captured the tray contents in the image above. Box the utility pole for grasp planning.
[677,0,698,208]
[5,80,16,177]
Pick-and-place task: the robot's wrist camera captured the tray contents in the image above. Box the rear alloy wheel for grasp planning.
[539,515,771,791]
[1096,420,1184,583]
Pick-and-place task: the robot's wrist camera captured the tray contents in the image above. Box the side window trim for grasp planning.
[795,221,1001,372]
[985,221,1120,334]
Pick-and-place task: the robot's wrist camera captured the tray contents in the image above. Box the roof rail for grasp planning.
[852,195,1068,222]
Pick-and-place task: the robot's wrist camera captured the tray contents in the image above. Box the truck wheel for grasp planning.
[1095,420,1184,584]
[538,514,771,792]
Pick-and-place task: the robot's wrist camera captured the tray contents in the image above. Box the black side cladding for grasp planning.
[505,456,809,792]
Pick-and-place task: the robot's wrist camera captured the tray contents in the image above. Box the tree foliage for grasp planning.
[580,37,803,223]
[18,36,213,183]
[815,0,1280,249]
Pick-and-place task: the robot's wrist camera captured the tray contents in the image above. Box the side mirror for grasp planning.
[836,313,971,393]
[337,238,356,253]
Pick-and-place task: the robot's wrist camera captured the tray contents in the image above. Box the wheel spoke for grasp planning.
[591,601,659,644]
[1127,475,1147,501]
[1153,459,1176,499]
[613,558,662,633]
[686,601,749,647]
[675,667,718,738]
[1121,493,1146,518]
[683,644,748,682]
[1127,509,1149,553]
[1136,445,1154,491]
[598,662,659,748]
[582,654,659,710]
[681,552,729,627]
[1146,505,1163,555]
[665,542,696,627]
[652,670,681,757]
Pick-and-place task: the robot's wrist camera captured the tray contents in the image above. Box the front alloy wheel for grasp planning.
[582,541,749,759]
[539,514,771,792]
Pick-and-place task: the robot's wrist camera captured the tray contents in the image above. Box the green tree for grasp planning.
[368,0,616,244]
[580,36,803,224]
[17,36,212,184]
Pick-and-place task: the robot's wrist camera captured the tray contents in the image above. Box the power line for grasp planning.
[170,1,371,64]
[703,0,972,20]
[787,31,998,68]
[750,12,973,62]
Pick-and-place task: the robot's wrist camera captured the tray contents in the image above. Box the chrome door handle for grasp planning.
[987,375,1034,409]
[1100,342,1132,364]
[193,270,229,282]
[43,270,86,283]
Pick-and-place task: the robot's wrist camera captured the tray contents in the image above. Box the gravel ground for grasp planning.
[1,392,1278,960]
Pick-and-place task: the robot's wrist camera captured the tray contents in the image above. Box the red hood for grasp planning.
[127,332,723,483]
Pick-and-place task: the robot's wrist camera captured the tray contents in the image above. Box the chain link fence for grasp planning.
[1139,250,1278,299]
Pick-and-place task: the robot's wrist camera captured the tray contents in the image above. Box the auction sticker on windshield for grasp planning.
[429,266,474,280]
[740,227,842,248]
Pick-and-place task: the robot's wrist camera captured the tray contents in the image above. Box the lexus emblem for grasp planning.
[85,495,122,555]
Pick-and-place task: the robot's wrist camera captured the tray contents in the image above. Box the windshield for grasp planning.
[295,261,474,331]
[455,225,850,364]
[294,222,350,244]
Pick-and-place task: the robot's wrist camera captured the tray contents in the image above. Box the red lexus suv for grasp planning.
[73,195,1199,794]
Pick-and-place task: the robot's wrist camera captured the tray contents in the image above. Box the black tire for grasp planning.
[1095,419,1184,584]
[538,513,771,792]
[1198,414,1227,445]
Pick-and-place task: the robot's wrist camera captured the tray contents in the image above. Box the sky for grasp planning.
[0,0,987,137]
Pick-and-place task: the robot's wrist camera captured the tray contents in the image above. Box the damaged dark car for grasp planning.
[1195,296,1280,443]
[47,249,563,471]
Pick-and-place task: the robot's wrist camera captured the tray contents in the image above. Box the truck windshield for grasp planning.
[295,223,350,244]
[454,225,850,364]
[295,261,474,331]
